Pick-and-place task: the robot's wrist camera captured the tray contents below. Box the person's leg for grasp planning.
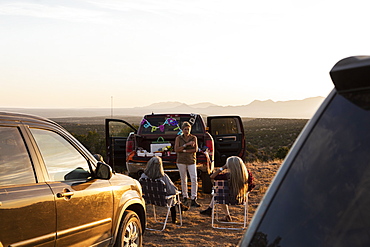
[177,163,188,199]
[220,204,231,222]
[188,164,201,207]
[187,164,198,200]
[220,204,230,215]
[209,197,214,208]
[170,206,177,223]
[200,197,214,215]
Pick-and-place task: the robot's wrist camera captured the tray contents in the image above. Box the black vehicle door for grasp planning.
[105,119,137,173]
[207,116,245,167]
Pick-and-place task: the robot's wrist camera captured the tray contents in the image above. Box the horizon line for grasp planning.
[0,96,325,109]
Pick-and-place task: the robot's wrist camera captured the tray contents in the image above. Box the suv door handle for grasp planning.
[57,191,74,197]
[57,189,74,200]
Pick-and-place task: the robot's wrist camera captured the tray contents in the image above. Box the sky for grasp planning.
[0,0,369,108]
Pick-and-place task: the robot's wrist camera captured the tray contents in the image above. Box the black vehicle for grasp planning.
[0,112,146,247]
[239,56,370,246]
[105,114,245,193]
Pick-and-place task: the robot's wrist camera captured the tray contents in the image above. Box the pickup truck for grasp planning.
[105,113,245,193]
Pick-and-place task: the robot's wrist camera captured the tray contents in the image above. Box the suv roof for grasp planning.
[330,56,370,92]
[0,111,61,126]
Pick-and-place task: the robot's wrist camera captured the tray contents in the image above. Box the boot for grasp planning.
[191,198,201,207]
[180,202,189,211]
[171,206,178,224]
[200,207,212,216]
[183,197,191,207]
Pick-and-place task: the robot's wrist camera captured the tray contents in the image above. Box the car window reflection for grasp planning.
[0,127,35,186]
[30,128,91,182]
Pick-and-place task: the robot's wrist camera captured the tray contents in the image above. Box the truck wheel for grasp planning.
[201,173,213,194]
[128,173,139,179]
[169,173,180,182]
[115,210,143,247]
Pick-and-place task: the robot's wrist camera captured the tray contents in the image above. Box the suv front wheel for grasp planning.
[115,210,143,247]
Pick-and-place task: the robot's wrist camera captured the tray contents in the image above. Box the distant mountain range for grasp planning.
[1,96,325,119]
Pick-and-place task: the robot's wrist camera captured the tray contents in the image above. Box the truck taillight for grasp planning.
[126,140,134,153]
[205,139,213,153]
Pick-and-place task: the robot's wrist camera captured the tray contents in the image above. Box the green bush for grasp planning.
[275,146,290,160]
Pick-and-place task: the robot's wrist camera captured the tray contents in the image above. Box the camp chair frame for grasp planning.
[139,177,182,231]
[211,179,249,230]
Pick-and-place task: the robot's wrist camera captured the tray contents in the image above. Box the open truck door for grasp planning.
[207,116,245,167]
[105,119,137,173]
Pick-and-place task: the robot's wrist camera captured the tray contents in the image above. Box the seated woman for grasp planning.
[200,156,249,222]
[140,156,189,223]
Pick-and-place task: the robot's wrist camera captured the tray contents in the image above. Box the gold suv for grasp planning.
[0,112,145,247]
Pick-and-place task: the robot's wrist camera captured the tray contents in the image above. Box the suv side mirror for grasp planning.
[95,162,113,179]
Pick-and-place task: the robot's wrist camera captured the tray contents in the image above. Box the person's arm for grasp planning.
[183,136,198,153]
[139,173,148,180]
[163,174,178,195]
[210,164,227,179]
[193,136,198,152]
[174,136,186,153]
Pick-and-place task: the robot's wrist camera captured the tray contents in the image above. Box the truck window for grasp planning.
[108,121,133,138]
[209,118,240,135]
[141,116,204,135]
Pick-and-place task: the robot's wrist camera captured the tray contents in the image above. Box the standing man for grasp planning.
[175,121,201,207]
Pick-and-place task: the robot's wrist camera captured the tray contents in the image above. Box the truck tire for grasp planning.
[128,172,140,179]
[169,173,180,182]
[201,172,213,194]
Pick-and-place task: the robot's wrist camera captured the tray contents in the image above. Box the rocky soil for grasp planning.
[142,161,282,246]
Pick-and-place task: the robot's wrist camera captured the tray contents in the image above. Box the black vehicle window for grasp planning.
[0,126,35,186]
[108,121,133,138]
[249,93,370,247]
[141,116,204,135]
[188,117,203,134]
[30,129,91,182]
[209,118,239,135]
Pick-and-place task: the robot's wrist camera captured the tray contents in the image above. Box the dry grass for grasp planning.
[142,161,282,246]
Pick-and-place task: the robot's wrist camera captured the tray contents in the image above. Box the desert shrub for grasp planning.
[73,130,106,158]
[244,118,307,162]
[275,146,290,160]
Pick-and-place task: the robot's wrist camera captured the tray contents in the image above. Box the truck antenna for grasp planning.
[111,96,113,118]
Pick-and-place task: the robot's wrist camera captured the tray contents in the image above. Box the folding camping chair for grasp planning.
[211,179,249,230]
[139,177,182,231]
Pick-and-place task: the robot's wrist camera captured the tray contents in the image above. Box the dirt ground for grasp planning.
[142,162,282,247]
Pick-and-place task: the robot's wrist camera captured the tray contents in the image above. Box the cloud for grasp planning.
[0,0,218,26]
[0,1,108,24]
[85,0,221,16]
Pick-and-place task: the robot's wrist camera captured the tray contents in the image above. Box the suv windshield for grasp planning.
[140,116,204,134]
[250,92,370,247]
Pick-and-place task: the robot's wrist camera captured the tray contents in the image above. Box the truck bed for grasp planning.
[129,135,209,167]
